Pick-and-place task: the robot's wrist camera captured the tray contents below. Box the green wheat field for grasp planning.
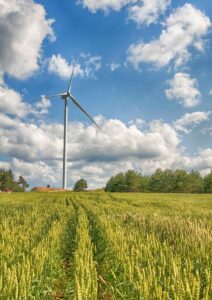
[0,192,211,299]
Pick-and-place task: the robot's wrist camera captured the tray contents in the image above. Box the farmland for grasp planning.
[0,192,211,299]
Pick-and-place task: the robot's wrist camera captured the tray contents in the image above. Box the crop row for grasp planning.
[0,192,211,299]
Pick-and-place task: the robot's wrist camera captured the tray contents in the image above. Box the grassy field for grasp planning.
[0,192,211,299]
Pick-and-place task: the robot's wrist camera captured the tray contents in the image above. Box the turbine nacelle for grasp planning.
[61,93,69,100]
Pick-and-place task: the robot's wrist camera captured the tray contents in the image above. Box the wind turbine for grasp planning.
[39,59,101,190]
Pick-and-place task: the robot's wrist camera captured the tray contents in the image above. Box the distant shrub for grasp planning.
[73,179,88,192]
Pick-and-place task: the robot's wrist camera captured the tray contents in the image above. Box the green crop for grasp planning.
[0,192,211,299]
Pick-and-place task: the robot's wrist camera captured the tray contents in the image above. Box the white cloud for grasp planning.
[128,0,170,26]
[81,53,102,77]
[68,117,177,161]
[81,165,104,176]
[47,53,101,79]
[201,127,212,136]
[0,116,63,162]
[174,111,211,134]
[165,73,201,107]
[128,118,146,128]
[149,120,179,148]
[78,0,170,26]
[34,96,52,115]
[170,149,212,173]
[109,63,121,72]
[209,89,212,95]
[127,3,211,69]
[0,85,52,118]
[47,54,84,79]
[0,112,211,188]
[0,113,178,169]
[1,145,212,189]
[0,0,55,80]
[0,84,31,117]
[35,96,51,110]
[8,158,60,186]
[77,0,132,13]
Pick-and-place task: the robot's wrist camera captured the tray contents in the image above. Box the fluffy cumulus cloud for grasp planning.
[165,73,201,107]
[0,0,55,80]
[174,111,211,134]
[47,53,101,79]
[34,96,52,115]
[0,114,63,163]
[47,55,84,79]
[0,84,52,118]
[0,115,177,164]
[0,158,61,187]
[128,0,170,26]
[76,0,132,13]
[65,116,180,162]
[127,3,211,69]
[77,0,170,25]
[170,149,212,176]
[149,120,179,148]
[128,118,146,128]
[0,111,212,188]
[0,84,31,117]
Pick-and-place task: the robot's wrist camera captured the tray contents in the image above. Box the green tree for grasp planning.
[105,173,127,192]
[73,179,88,191]
[140,175,151,192]
[172,170,191,193]
[18,176,29,191]
[125,170,141,192]
[105,168,209,194]
[2,169,15,190]
[105,176,115,192]
[188,170,203,193]
[0,169,29,192]
[149,169,164,192]
[0,169,4,190]
[204,171,212,193]
[149,169,176,193]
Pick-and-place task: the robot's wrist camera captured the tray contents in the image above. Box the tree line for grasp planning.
[105,169,212,193]
[0,169,29,192]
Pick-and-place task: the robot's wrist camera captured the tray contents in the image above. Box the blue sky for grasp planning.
[0,0,212,188]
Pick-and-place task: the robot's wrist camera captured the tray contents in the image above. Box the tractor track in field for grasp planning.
[59,198,139,299]
[51,199,78,299]
[71,199,114,299]
[82,201,145,300]
[61,204,77,275]
[85,209,115,300]
[82,204,127,300]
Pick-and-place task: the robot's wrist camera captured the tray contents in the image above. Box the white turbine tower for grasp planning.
[39,59,101,190]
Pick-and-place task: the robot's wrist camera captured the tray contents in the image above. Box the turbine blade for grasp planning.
[67,58,77,93]
[69,94,101,130]
[42,93,66,99]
